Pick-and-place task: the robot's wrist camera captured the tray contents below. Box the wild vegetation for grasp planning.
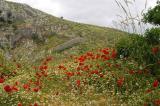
[0,0,159,106]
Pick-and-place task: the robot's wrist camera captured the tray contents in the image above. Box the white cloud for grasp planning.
[6,0,157,28]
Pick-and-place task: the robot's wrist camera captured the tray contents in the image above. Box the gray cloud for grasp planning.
[7,0,157,28]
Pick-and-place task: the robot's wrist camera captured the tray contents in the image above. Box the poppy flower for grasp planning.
[111,50,117,59]
[46,56,53,62]
[152,47,159,54]
[4,85,12,92]
[91,70,99,75]
[117,77,124,87]
[76,80,81,86]
[0,78,5,83]
[65,72,74,78]
[145,89,152,94]
[153,80,159,88]
[18,102,22,106]
[12,86,19,92]
[154,99,160,105]
[99,73,104,78]
[129,70,135,75]
[16,63,21,68]
[23,84,30,90]
[33,88,39,92]
[15,81,20,86]
[34,102,38,106]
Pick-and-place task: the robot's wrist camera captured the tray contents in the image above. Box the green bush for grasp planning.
[145,28,160,45]
[143,1,160,25]
[116,34,152,64]
[116,34,160,75]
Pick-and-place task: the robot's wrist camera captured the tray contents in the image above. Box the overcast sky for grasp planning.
[6,0,157,28]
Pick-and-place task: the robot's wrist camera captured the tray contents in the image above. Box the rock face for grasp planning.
[0,0,70,50]
[53,37,85,52]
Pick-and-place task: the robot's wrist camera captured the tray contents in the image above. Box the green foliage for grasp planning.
[116,34,159,70]
[145,28,160,45]
[116,34,150,63]
[143,1,160,25]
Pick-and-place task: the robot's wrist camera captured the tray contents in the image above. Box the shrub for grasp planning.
[143,1,160,25]
[116,34,152,64]
[145,28,160,45]
[116,34,160,74]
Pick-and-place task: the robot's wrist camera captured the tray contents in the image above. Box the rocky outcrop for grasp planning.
[53,37,85,52]
[0,0,69,49]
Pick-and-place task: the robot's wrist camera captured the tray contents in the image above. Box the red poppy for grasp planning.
[111,50,117,59]
[91,70,99,75]
[76,80,81,86]
[86,52,94,57]
[101,49,109,55]
[78,56,86,63]
[117,77,124,87]
[154,99,160,105]
[65,72,74,78]
[12,86,19,92]
[0,78,5,83]
[4,85,12,92]
[152,47,159,54]
[76,72,81,76]
[34,102,38,106]
[82,65,90,71]
[46,56,53,62]
[58,65,66,70]
[99,73,104,78]
[15,81,20,86]
[129,70,135,75]
[145,89,152,93]
[16,63,21,68]
[33,87,39,92]
[153,80,159,88]
[18,102,22,106]
[23,84,30,90]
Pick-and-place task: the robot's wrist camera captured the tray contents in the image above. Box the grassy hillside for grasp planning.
[1,1,160,106]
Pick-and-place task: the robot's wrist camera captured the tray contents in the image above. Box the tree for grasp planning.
[143,1,160,25]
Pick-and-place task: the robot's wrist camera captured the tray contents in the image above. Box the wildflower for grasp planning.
[58,65,66,70]
[23,84,30,90]
[34,102,38,106]
[18,102,22,106]
[117,77,124,87]
[65,72,74,78]
[101,49,109,55]
[76,72,81,76]
[12,86,19,92]
[129,70,135,75]
[4,85,12,92]
[33,88,39,92]
[91,70,99,75]
[16,63,21,68]
[78,55,86,62]
[154,99,160,105]
[153,80,159,88]
[76,80,81,86]
[0,78,5,83]
[46,56,53,62]
[99,73,104,78]
[145,89,152,93]
[15,81,20,86]
[82,65,90,71]
[111,49,117,59]
[152,47,159,54]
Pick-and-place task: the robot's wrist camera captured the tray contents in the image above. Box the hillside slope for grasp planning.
[0,0,127,63]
